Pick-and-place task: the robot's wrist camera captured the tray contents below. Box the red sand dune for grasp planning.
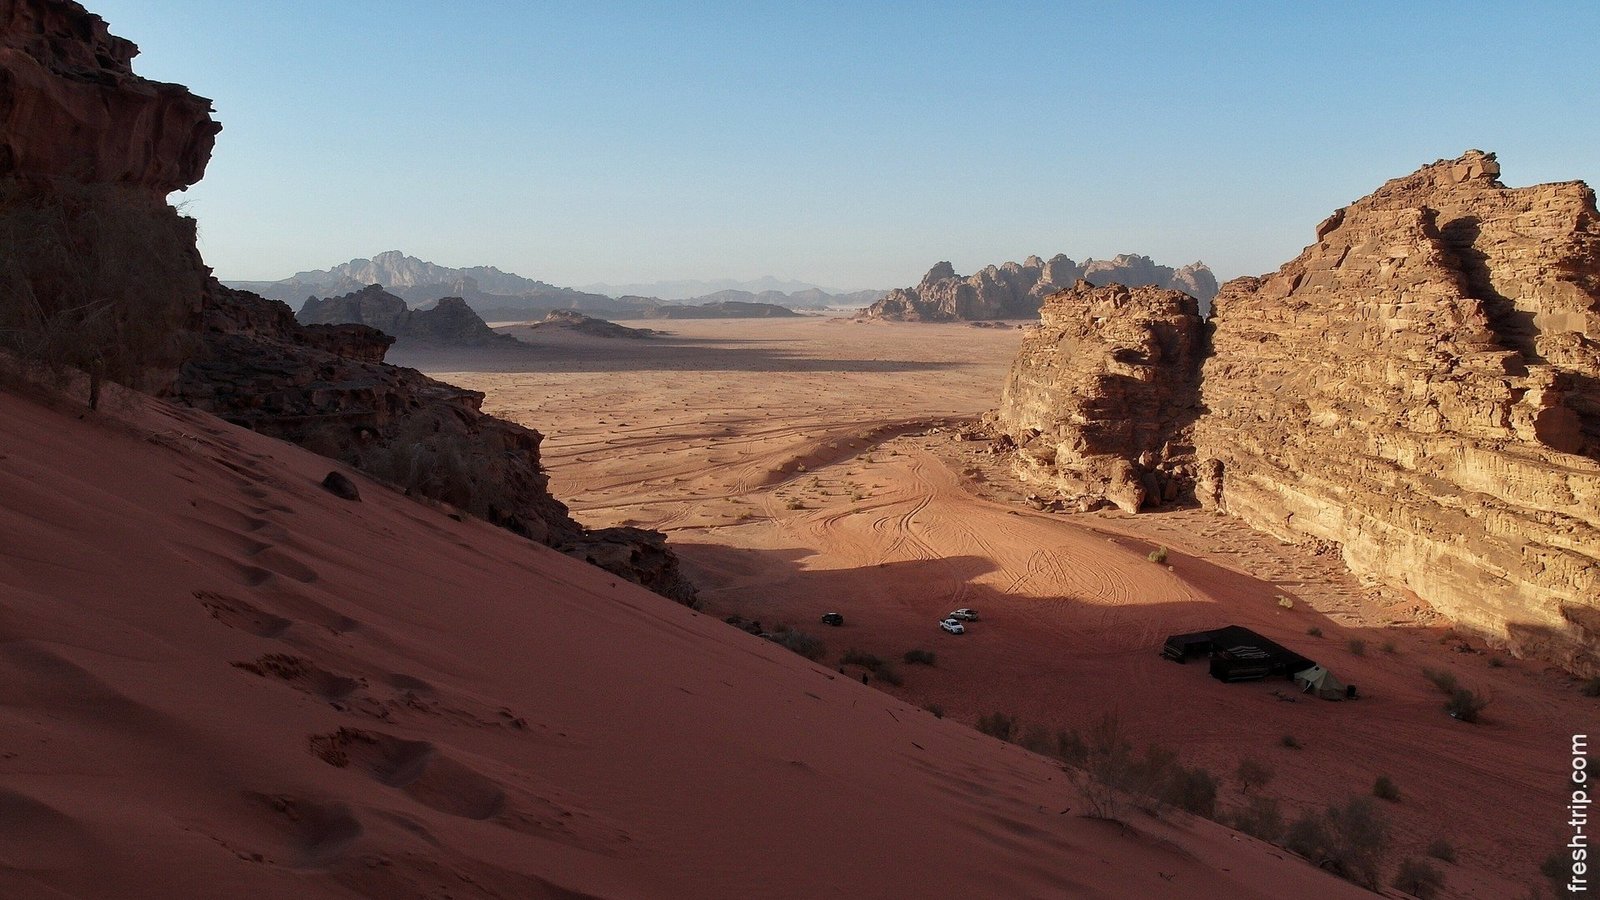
[0,384,1371,898]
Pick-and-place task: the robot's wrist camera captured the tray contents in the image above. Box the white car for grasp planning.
[948,608,979,622]
[939,618,965,635]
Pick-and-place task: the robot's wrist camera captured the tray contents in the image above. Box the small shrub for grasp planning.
[1054,728,1088,766]
[924,702,945,719]
[784,499,806,510]
[1581,677,1600,698]
[1381,640,1397,654]
[1545,852,1582,897]
[1147,546,1169,564]
[1236,756,1274,793]
[873,663,903,687]
[1229,795,1284,842]
[1286,796,1391,890]
[1162,763,1219,817]
[1426,838,1456,863]
[977,712,1017,742]
[1487,655,1505,668]
[1019,725,1056,755]
[769,628,826,661]
[903,649,936,666]
[1392,858,1445,899]
[1306,626,1323,638]
[841,649,884,671]
[1373,775,1401,802]
[1348,638,1367,656]
[1423,667,1458,695]
[1446,688,1489,723]
[1281,734,1301,750]
[1277,595,1295,610]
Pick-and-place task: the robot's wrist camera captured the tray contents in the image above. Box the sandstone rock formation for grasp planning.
[1195,150,1599,671]
[995,281,1205,512]
[995,151,1600,672]
[0,0,219,192]
[297,285,517,348]
[865,254,1216,322]
[0,0,696,606]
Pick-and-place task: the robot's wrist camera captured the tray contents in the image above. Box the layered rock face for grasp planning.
[297,285,515,347]
[0,0,219,192]
[1194,151,1599,670]
[865,254,1217,321]
[1,1,696,606]
[995,281,1205,512]
[997,151,1599,670]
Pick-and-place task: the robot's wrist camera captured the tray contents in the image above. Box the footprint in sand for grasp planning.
[195,590,292,638]
[307,728,506,820]
[248,792,363,868]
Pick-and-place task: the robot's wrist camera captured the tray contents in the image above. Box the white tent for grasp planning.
[1293,664,1348,700]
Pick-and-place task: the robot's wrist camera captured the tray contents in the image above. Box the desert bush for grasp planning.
[768,628,826,661]
[1054,728,1088,766]
[1446,688,1489,723]
[1488,655,1505,668]
[1545,852,1583,897]
[976,712,1017,743]
[873,663,903,686]
[1161,763,1219,817]
[1373,775,1401,802]
[1581,677,1600,698]
[1423,667,1458,694]
[1236,756,1274,793]
[1392,858,1445,899]
[0,183,205,407]
[903,649,936,666]
[924,702,944,719]
[1306,626,1323,638]
[1348,638,1367,656]
[1381,640,1397,654]
[841,649,884,671]
[1018,724,1056,755]
[1285,796,1391,889]
[1426,838,1456,863]
[1228,795,1284,842]
[1147,546,1169,564]
[1280,734,1301,750]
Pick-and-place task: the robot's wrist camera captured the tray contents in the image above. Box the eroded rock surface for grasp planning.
[994,281,1205,512]
[995,151,1600,670]
[0,0,220,192]
[1195,151,1599,670]
[865,254,1216,322]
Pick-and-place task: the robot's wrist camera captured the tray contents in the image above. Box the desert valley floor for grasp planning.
[401,315,1596,898]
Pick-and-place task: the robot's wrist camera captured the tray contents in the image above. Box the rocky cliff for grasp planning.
[0,0,696,605]
[865,254,1216,322]
[297,285,517,347]
[995,151,1600,671]
[995,281,1205,512]
[0,0,219,192]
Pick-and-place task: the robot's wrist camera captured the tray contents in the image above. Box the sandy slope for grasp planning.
[413,315,1599,898]
[0,381,1369,899]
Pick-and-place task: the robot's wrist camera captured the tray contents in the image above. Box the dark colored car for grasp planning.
[820,612,845,626]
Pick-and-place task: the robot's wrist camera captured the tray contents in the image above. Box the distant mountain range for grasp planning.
[577,276,867,301]
[226,252,887,317]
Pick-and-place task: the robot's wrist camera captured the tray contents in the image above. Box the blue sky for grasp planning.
[93,1,1600,289]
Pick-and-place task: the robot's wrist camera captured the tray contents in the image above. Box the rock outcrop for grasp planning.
[297,285,518,348]
[525,309,659,339]
[1195,150,1599,671]
[995,151,1600,671]
[865,254,1217,322]
[0,0,219,192]
[995,281,1205,512]
[0,1,696,606]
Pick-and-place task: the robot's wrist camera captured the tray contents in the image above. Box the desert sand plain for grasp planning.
[404,314,1596,897]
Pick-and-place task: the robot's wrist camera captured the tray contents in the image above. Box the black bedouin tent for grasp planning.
[1161,625,1316,683]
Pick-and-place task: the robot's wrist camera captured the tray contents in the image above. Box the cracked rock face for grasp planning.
[995,281,1205,513]
[1000,151,1599,671]
[1193,151,1599,670]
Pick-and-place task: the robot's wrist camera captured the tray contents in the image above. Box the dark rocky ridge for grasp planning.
[297,284,519,348]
